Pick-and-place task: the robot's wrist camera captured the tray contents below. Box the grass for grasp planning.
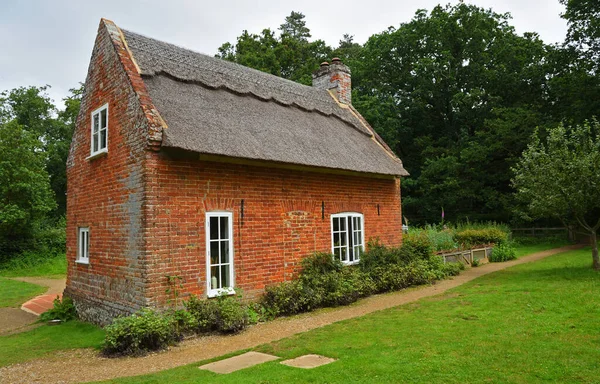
[0,321,105,367]
[105,246,599,384]
[0,251,66,278]
[0,276,47,307]
[513,238,573,258]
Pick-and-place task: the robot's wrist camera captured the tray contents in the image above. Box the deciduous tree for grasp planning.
[512,120,600,269]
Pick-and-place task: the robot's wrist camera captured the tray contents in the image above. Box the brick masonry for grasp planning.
[66,20,403,325]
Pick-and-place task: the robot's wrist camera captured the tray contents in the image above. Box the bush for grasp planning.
[184,296,219,333]
[410,225,458,252]
[39,296,76,322]
[489,243,517,262]
[215,295,249,333]
[398,232,434,263]
[261,279,320,317]
[442,262,465,276]
[102,309,180,356]
[300,251,343,275]
[359,239,401,273]
[454,228,508,247]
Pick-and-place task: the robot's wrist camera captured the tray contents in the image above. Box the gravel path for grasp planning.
[0,245,583,384]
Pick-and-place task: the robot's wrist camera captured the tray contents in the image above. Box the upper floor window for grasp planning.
[331,213,364,265]
[91,104,108,156]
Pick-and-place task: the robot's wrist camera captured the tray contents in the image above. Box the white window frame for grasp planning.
[331,212,365,265]
[77,227,90,264]
[90,103,108,157]
[205,211,235,298]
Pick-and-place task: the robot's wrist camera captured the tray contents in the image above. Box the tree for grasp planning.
[512,120,600,269]
[0,120,55,254]
[351,4,551,223]
[216,11,333,85]
[560,0,600,66]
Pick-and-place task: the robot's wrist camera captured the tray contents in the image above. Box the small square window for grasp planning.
[90,104,108,156]
[77,227,90,264]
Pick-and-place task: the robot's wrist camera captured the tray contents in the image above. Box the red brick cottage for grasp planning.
[66,19,409,325]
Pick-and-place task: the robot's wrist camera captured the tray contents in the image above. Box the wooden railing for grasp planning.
[439,247,492,265]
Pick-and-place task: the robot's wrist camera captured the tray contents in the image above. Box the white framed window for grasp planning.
[90,104,108,156]
[77,227,90,264]
[206,212,235,298]
[331,213,364,265]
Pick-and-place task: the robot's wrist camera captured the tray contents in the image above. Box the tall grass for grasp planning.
[407,222,512,252]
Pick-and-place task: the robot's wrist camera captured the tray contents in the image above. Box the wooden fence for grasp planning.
[439,247,492,265]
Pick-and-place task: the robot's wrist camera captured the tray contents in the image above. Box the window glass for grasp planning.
[100,108,107,128]
[331,213,363,264]
[206,212,234,297]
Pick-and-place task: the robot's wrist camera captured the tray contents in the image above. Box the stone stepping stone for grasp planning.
[281,354,336,369]
[198,351,279,374]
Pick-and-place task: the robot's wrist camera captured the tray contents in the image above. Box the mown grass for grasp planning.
[0,321,105,367]
[0,277,46,307]
[513,239,573,258]
[0,251,66,278]
[105,247,599,384]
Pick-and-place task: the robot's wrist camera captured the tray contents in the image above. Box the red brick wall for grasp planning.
[143,154,403,306]
[65,21,153,323]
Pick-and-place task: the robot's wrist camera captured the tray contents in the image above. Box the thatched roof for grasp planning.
[122,29,408,177]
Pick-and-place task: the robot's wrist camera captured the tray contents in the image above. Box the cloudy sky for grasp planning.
[1,0,567,107]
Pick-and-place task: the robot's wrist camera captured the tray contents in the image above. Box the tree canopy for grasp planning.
[0,85,81,257]
[512,120,600,269]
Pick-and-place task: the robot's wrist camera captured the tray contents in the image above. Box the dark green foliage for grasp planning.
[442,262,466,276]
[0,85,80,260]
[215,295,249,333]
[398,232,435,263]
[0,120,55,254]
[102,309,181,356]
[261,280,321,317]
[489,243,517,263]
[39,296,77,322]
[454,228,508,247]
[300,251,343,275]
[183,295,219,333]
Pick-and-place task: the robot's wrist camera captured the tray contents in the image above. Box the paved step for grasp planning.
[21,293,62,316]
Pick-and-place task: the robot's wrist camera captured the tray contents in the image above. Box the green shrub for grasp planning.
[102,309,180,356]
[398,232,434,263]
[261,280,320,317]
[300,252,343,275]
[454,228,508,247]
[39,296,76,322]
[410,225,459,252]
[442,262,465,276]
[183,296,219,333]
[215,295,249,333]
[489,243,517,262]
[359,239,401,273]
[167,308,196,336]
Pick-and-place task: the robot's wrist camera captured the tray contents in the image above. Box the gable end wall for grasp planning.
[65,21,152,325]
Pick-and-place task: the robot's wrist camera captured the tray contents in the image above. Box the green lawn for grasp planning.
[0,252,66,278]
[513,239,573,258]
[0,321,105,367]
[105,247,599,384]
[0,277,46,307]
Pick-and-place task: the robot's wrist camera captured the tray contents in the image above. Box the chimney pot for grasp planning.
[312,58,352,104]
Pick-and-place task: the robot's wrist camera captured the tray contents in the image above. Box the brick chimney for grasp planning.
[312,58,351,105]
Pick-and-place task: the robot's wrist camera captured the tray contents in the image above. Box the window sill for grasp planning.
[342,260,360,266]
[86,150,108,161]
[75,259,89,265]
[207,287,235,298]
